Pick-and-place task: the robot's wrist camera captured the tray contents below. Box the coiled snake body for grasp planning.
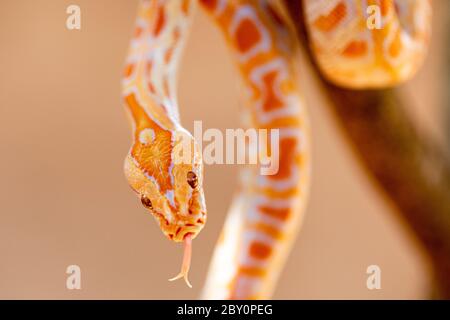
[122,0,431,299]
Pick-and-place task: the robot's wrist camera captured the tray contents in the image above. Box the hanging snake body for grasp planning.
[122,0,431,299]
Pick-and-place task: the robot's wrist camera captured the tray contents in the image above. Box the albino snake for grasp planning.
[122,0,431,299]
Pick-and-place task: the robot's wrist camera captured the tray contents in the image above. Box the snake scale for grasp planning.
[122,0,431,299]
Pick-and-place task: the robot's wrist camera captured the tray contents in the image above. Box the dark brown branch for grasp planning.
[284,0,450,298]
[446,8,450,146]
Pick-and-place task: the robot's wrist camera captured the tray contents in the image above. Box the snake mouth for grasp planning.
[163,206,206,242]
[150,205,206,242]
[168,223,204,242]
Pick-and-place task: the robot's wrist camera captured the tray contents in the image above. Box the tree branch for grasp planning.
[284,0,450,298]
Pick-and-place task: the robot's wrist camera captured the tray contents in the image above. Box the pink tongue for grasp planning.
[168,233,193,288]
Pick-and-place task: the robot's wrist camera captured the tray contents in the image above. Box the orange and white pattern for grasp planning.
[122,0,431,299]
[123,0,206,287]
[303,0,431,87]
[199,0,310,299]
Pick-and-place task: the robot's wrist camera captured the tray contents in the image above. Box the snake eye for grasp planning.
[140,195,153,210]
[187,171,198,189]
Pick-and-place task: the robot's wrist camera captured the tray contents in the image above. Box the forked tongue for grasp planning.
[168,233,193,288]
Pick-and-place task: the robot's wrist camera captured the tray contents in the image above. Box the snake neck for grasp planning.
[122,0,196,130]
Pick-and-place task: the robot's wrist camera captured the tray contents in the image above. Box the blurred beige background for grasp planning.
[0,1,447,299]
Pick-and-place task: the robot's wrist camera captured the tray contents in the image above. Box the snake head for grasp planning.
[124,127,207,243]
